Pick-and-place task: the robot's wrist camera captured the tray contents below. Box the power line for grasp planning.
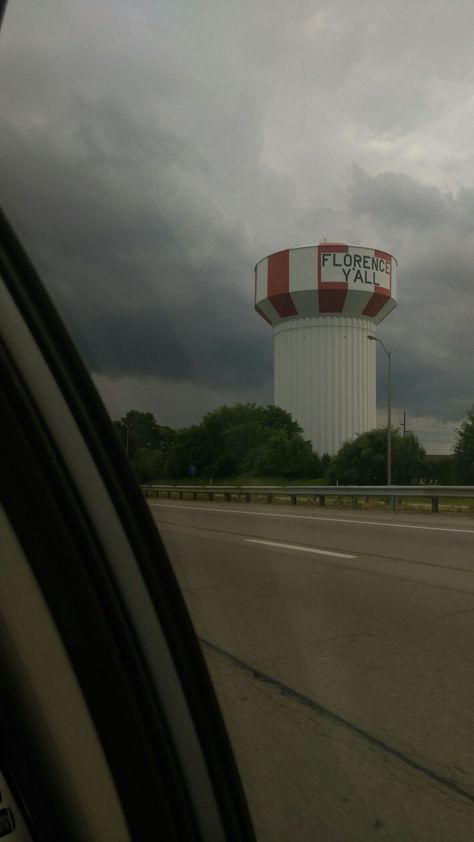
[410,426,458,431]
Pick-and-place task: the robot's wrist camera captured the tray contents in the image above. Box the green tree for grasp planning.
[117,403,323,480]
[114,410,176,458]
[222,421,268,473]
[326,429,426,485]
[161,403,320,479]
[254,431,321,478]
[172,404,307,478]
[423,456,454,484]
[320,453,332,479]
[393,431,427,484]
[259,405,302,436]
[131,448,165,483]
[164,424,210,479]
[453,407,474,484]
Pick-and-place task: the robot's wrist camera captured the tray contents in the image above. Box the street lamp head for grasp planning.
[368,334,390,358]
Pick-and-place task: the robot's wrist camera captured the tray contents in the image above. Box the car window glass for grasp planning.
[2,3,474,840]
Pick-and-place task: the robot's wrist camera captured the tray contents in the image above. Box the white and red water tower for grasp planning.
[255,243,398,455]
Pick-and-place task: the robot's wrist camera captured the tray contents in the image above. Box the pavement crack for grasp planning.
[201,636,474,805]
[430,607,474,624]
[316,629,380,645]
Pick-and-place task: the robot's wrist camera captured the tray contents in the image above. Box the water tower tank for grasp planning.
[255,243,398,455]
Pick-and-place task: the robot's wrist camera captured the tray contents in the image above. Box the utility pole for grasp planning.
[400,410,406,437]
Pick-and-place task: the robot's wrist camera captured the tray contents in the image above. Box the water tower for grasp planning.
[255,243,398,455]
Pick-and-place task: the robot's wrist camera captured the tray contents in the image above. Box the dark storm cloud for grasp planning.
[349,165,452,231]
[350,167,474,422]
[1,93,273,391]
[3,0,474,440]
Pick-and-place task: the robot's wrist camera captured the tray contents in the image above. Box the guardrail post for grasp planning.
[143,485,474,512]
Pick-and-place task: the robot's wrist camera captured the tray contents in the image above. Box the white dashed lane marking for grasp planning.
[244,538,356,559]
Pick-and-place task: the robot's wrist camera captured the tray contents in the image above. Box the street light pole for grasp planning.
[368,335,392,485]
[386,347,392,485]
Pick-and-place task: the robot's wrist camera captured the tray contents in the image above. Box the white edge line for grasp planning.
[245,538,356,559]
[149,502,474,536]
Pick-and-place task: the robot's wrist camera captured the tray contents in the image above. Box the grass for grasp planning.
[144,475,327,487]
[143,479,474,515]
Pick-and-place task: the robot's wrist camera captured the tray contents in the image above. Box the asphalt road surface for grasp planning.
[150,500,474,841]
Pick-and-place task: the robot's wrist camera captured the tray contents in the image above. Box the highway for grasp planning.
[150,500,474,841]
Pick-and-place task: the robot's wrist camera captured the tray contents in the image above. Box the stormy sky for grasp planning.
[2,0,474,453]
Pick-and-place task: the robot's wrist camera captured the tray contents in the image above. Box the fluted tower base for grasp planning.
[274,315,376,455]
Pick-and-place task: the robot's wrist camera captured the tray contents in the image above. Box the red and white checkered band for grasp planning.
[255,243,397,326]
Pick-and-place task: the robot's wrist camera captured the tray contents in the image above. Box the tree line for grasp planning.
[113,404,323,481]
[113,404,474,485]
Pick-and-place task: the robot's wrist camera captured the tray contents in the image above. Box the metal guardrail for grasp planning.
[143,484,474,513]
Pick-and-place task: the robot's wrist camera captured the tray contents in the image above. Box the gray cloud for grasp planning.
[349,167,474,423]
[349,166,453,232]
[2,0,474,447]
[1,94,273,391]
